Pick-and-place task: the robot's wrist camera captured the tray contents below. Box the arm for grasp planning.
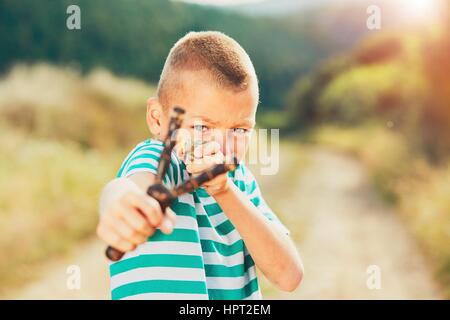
[99,172,156,215]
[213,182,303,292]
[186,143,303,292]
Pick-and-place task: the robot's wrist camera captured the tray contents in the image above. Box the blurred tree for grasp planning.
[421,3,450,160]
[286,24,450,161]
[0,0,321,109]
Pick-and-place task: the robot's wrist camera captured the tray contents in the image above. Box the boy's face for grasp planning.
[147,70,258,163]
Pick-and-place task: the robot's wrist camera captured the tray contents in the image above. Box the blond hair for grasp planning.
[157,31,258,108]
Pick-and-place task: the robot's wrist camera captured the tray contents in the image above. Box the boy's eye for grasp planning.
[192,124,209,132]
[231,128,248,135]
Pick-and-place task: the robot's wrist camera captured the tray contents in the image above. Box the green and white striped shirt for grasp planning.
[109,139,289,300]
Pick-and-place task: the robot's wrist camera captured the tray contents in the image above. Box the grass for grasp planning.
[0,63,154,151]
[0,63,155,293]
[0,128,123,293]
[308,122,450,297]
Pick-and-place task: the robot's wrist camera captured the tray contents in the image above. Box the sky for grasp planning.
[175,0,264,5]
[175,0,445,23]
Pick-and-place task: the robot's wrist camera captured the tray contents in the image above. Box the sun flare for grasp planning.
[397,0,443,23]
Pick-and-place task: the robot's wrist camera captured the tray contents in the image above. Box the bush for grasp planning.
[0,127,122,291]
[287,29,448,162]
[0,63,153,292]
[0,63,154,151]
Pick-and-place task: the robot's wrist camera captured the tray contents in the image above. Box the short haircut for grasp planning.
[157,31,258,109]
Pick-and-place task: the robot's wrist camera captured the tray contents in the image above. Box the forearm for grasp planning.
[101,171,158,214]
[99,178,129,216]
[213,182,303,291]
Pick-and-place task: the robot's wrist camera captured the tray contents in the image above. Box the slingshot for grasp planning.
[105,106,238,261]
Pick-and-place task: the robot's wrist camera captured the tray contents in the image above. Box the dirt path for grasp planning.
[262,147,441,299]
[6,239,110,299]
[6,146,441,299]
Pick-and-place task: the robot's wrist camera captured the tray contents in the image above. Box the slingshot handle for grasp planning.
[172,157,239,196]
[105,107,184,262]
[105,246,124,262]
[155,106,185,183]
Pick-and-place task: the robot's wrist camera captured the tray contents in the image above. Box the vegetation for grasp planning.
[0,64,153,292]
[286,26,450,162]
[0,0,325,109]
[285,14,450,295]
[0,64,153,150]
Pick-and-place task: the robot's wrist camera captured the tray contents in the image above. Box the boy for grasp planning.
[97,31,303,300]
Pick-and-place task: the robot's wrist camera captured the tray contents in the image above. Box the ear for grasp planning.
[146,97,163,137]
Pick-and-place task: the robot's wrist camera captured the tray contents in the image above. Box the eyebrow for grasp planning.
[190,115,220,126]
[190,114,255,128]
[233,120,255,128]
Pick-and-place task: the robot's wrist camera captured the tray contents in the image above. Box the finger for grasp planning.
[123,192,164,227]
[201,152,224,166]
[165,207,177,225]
[210,151,225,164]
[159,208,176,234]
[224,153,239,165]
[159,217,174,235]
[187,153,225,174]
[120,202,154,236]
[195,141,221,158]
[186,163,202,174]
[106,210,148,245]
[186,163,211,174]
[97,224,136,252]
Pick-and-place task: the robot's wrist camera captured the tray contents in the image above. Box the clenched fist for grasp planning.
[185,141,230,196]
[96,178,176,253]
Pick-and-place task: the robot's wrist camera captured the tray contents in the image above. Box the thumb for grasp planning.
[159,207,176,234]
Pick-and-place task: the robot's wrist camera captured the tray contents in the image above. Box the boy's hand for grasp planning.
[97,179,176,253]
[186,141,230,196]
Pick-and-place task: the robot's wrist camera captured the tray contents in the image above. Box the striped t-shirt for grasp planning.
[109,139,289,300]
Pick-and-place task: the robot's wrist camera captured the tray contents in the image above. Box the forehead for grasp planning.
[169,70,258,126]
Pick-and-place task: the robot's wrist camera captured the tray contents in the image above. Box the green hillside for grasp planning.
[0,0,324,109]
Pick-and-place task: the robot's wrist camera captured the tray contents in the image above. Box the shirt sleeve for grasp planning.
[116,139,181,188]
[240,165,290,235]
